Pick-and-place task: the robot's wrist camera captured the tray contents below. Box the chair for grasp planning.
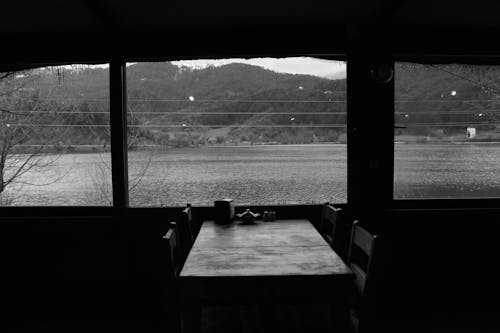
[347,221,381,333]
[321,202,341,244]
[152,222,183,333]
[321,203,350,260]
[178,204,195,260]
[163,221,183,278]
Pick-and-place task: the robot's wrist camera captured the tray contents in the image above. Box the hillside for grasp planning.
[3,61,500,148]
[395,63,500,140]
[4,62,346,147]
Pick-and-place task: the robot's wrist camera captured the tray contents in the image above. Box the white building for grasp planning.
[466,127,476,139]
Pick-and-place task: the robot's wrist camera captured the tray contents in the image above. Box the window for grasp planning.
[394,62,500,199]
[126,57,346,206]
[0,65,111,206]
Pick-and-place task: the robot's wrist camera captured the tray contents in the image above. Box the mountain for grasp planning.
[395,63,500,138]
[7,61,499,147]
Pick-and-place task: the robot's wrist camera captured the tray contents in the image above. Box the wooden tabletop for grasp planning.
[180,219,352,277]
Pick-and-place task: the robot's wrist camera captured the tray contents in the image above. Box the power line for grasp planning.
[6,124,347,128]
[3,110,346,115]
[127,111,346,115]
[128,124,347,128]
[15,97,500,103]
[10,122,498,128]
[400,121,500,127]
[32,98,346,103]
[395,99,500,103]
[427,64,500,98]
[5,111,110,115]
[129,99,346,103]
[395,110,500,115]
[5,109,500,115]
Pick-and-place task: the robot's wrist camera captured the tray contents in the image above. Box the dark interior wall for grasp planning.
[2,1,500,329]
[373,208,500,329]
[0,208,186,322]
[3,207,499,330]
[2,206,328,321]
[6,1,500,67]
[1,217,125,320]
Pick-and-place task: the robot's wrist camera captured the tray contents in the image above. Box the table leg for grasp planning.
[182,304,201,333]
[258,302,278,333]
[330,292,350,332]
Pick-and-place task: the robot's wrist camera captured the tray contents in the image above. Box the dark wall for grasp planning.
[373,208,500,330]
[1,209,183,325]
[2,205,500,332]
[2,217,124,321]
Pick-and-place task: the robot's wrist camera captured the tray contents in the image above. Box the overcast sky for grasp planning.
[171,57,346,79]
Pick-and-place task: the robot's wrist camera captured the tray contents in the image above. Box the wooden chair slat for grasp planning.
[162,223,182,331]
[351,262,367,294]
[350,310,360,333]
[321,203,340,245]
[353,224,374,256]
[347,221,381,333]
[181,206,193,239]
[163,228,177,278]
[323,205,339,225]
[178,204,195,261]
[163,221,183,278]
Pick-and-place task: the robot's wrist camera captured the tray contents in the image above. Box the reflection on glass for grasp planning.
[0,65,111,206]
[126,57,347,206]
[395,62,500,199]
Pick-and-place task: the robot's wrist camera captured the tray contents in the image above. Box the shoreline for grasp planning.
[11,141,500,155]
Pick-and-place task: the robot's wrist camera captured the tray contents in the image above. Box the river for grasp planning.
[2,143,499,206]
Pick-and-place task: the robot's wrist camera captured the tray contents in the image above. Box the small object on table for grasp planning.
[263,211,277,221]
[214,199,234,225]
[236,209,260,224]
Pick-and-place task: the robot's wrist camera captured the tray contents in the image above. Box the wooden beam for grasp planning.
[110,60,129,208]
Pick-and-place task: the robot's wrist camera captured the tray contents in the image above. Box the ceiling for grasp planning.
[2,1,500,62]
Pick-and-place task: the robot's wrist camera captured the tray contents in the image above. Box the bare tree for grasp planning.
[85,98,168,206]
[0,65,166,206]
[0,67,72,204]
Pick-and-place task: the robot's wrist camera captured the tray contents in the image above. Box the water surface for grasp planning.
[3,143,500,206]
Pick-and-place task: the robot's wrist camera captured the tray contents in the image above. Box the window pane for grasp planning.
[0,65,111,205]
[126,57,346,206]
[395,62,500,199]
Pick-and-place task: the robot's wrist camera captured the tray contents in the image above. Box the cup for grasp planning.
[214,199,234,225]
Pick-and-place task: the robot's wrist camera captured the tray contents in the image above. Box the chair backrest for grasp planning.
[347,221,380,333]
[321,203,341,240]
[181,204,194,239]
[177,204,194,259]
[163,222,182,279]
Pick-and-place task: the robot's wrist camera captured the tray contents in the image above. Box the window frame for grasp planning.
[123,56,348,208]
[0,55,350,211]
[391,55,500,209]
[3,54,500,214]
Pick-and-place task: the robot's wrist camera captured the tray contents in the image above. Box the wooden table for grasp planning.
[179,219,353,332]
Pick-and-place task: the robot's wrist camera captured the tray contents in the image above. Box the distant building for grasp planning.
[466,127,476,139]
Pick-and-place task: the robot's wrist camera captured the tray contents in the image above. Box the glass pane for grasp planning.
[395,62,500,199]
[126,57,346,206]
[0,65,111,205]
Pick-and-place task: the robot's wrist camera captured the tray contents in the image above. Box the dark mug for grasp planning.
[214,199,234,224]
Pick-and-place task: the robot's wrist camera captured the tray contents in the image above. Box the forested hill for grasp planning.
[127,62,345,100]
[5,62,500,147]
[32,62,345,103]
[14,62,348,146]
[395,63,500,138]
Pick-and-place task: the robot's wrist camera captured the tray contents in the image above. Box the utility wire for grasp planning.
[4,124,347,128]
[427,64,500,99]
